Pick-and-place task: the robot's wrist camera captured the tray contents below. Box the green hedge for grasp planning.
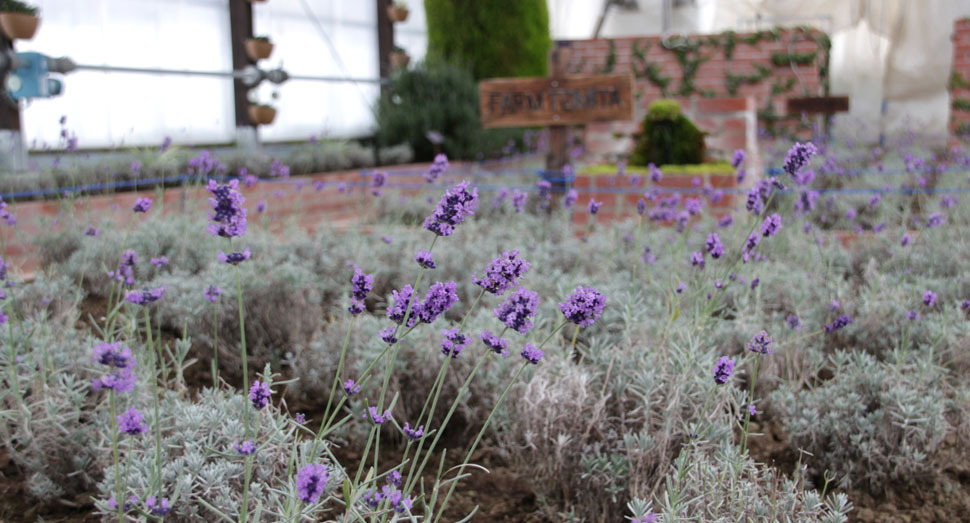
[424,0,551,80]
[629,99,705,166]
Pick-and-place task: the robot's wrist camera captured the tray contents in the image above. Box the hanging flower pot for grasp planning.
[387,3,409,23]
[245,37,274,61]
[248,104,277,125]
[0,1,40,40]
[389,48,410,69]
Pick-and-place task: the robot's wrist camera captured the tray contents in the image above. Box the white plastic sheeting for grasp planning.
[15,0,429,149]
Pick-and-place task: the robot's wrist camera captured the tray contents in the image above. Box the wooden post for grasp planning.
[0,33,19,133]
[229,0,255,130]
[377,0,394,95]
[545,46,571,185]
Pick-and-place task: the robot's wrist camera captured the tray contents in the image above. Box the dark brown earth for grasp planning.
[748,420,970,523]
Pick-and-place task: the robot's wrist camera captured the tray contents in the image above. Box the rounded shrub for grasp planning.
[629,99,706,166]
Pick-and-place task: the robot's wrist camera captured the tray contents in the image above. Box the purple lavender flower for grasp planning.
[718,215,734,228]
[736,168,747,183]
[414,281,459,324]
[676,282,685,293]
[403,422,424,440]
[294,413,306,424]
[84,225,99,236]
[371,171,387,189]
[906,310,919,321]
[133,197,152,213]
[760,213,782,237]
[474,250,530,296]
[787,314,801,330]
[783,142,818,176]
[923,290,938,307]
[365,407,391,424]
[684,197,703,216]
[415,250,436,269]
[520,343,543,364]
[748,404,757,416]
[149,256,167,268]
[117,407,148,435]
[348,298,365,315]
[110,249,138,287]
[217,248,251,265]
[386,470,403,487]
[750,277,760,290]
[961,299,970,311]
[705,233,724,259]
[587,198,602,215]
[901,234,911,247]
[480,329,509,356]
[824,314,853,333]
[747,331,773,355]
[145,496,171,517]
[424,181,478,236]
[563,189,578,209]
[256,200,266,213]
[380,327,398,345]
[125,286,166,306]
[941,194,958,208]
[648,163,662,182]
[926,212,945,228]
[387,285,415,326]
[249,380,271,409]
[343,379,361,396]
[731,149,746,168]
[296,463,329,504]
[689,251,705,269]
[558,286,606,328]
[869,194,882,207]
[440,328,469,358]
[91,342,137,392]
[631,514,658,523]
[713,356,735,384]
[204,285,222,302]
[845,209,856,221]
[494,287,539,334]
[351,267,374,301]
[745,186,764,215]
[511,189,527,213]
[234,439,257,455]
[206,179,247,238]
[425,153,449,183]
[636,198,647,215]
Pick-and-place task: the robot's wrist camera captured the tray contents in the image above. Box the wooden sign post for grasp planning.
[478,48,634,178]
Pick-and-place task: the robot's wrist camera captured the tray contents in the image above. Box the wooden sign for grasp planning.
[479,74,634,128]
[787,96,849,115]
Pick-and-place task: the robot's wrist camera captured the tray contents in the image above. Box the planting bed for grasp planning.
[1,141,970,522]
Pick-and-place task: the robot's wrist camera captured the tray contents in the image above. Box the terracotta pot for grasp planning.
[248,105,277,125]
[0,12,40,40]
[244,39,274,61]
[387,5,409,22]
[389,51,410,69]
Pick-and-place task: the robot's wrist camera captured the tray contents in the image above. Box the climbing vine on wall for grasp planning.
[591,25,831,138]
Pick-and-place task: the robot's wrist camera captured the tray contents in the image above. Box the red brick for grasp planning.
[695,98,748,114]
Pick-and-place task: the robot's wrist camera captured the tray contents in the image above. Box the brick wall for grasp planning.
[951,18,970,140]
[560,28,826,164]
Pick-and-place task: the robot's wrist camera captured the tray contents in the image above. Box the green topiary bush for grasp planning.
[424,0,550,81]
[629,99,706,166]
[375,62,522,161]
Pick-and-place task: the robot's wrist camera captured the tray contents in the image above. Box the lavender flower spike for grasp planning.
[713,356,735,384]
[474,250,531,296]
[133,197,152,213]
[415,250,436,269]
[494,286,540,334]
[206,179,247,238]
[782,142,818,177]
[249,380,271,409]
[520,343,544,364]
[296,463,329,504]
[747,330,773,355]
[117,406,148,435]
[423,181,478,236]
[558,286,606,328]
